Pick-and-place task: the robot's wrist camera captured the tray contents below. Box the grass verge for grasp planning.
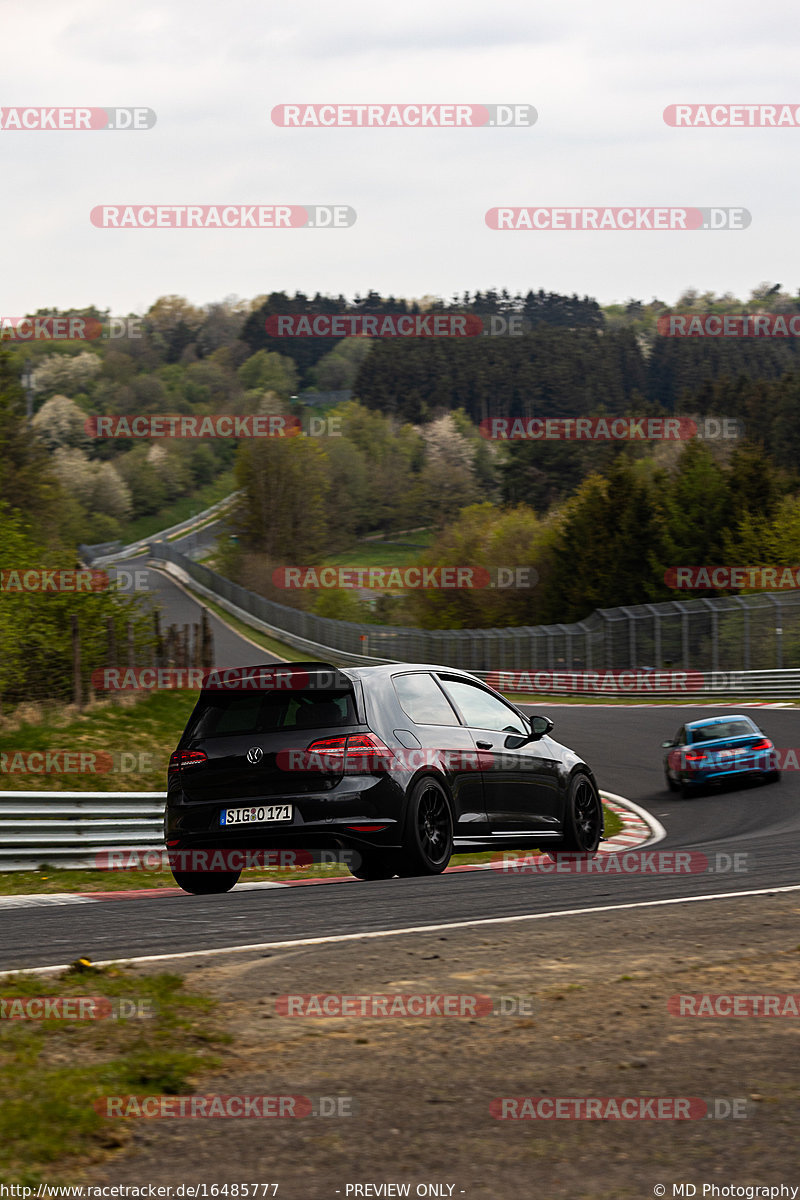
[0,964,227,1185]
[117,471,236,544]
[0,689,198,792]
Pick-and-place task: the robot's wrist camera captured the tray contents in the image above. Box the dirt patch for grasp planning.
[78,892,800,1199]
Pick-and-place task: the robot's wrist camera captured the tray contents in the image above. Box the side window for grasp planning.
[673,726,686,746]
[439,679,527,735]
[392,673,459,726]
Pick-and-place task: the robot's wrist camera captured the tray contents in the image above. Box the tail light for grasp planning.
[684,751,708,770]
[750,738,772,751]
[169,750,208,774]
[304,733,395,774]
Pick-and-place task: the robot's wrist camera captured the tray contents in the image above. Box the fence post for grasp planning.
[201,608,214,669]
[153,610,164,669]
[106,616,117,671]
[71,614,82,710]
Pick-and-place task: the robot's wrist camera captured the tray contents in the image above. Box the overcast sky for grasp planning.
[3,0,799,316]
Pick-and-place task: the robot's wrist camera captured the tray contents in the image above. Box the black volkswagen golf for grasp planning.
[165,661,603,893]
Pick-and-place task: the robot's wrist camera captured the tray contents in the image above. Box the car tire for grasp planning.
[348,851,397,880]
[395,777,453,876]
[665,771,680,793]
[764,770,781,784]
[550,772,603,854]
[171,868,242,894]
[680,782,698,800]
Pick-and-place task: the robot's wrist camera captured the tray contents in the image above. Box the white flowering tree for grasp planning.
[31,352,101,398]
[31,394,93,453]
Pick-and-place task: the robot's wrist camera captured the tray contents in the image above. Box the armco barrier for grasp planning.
[148,543,800,693]
[0,792,165,871]
[80,492,240,567]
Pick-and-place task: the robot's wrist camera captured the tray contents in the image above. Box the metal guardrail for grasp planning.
[149,543,800,689]
[0,792,166,871]
[80,493,241,566]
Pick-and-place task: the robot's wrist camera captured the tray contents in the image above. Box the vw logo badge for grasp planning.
[246,747,263,764]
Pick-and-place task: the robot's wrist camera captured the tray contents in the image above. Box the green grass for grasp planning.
[0,966,226,1184]
[0,689,198,792]
[117,470,236,544]
[321,531,434,570]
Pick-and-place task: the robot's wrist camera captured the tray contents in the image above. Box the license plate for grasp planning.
[717,750,735,759]
[220,805,293,826]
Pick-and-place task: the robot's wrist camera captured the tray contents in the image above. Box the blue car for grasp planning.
[662,714,781,798]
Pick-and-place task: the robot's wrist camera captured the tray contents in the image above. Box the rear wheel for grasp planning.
[171,868,241,894]
[680,781,699,799]
[396,778,453,876]
[665,771,680,793]
[550,773,602,854]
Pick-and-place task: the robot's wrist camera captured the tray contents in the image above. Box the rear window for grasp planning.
[689,721,755,743]
[392,673,459,726]
[184,690,357,739]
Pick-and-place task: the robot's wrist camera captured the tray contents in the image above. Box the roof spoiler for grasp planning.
[199,661,352,693]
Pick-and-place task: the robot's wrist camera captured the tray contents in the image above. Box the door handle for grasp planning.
[476,740,493,749]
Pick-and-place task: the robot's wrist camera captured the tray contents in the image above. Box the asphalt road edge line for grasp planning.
[6,883,800,977]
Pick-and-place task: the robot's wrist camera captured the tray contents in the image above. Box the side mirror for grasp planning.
[661,741,673,748]
[531,715,554,738]
[505,715,553,748]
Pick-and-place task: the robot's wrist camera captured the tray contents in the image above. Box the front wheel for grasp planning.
[171,868,241,894]
[396,778,453,876]
[550,773,602,854]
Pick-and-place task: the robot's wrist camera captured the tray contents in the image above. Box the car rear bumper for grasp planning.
[165,774,406,852]
[680,766,777,786]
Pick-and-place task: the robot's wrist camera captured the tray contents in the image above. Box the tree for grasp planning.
[31,351,101,398]
[419,414,480,526]
[92,462,132,521]
[51,447,96,508]
[144,295,205,362]
[0,350,63,537]
[237,350,298,399]
[311,338,373,390]
[31,394,93,453]
[234,436,329,560]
